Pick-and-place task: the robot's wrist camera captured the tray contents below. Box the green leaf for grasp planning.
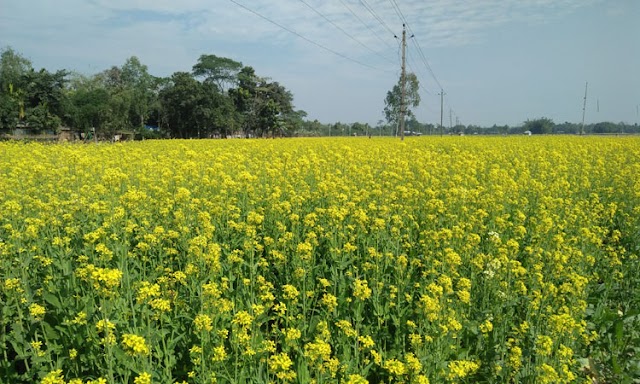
[43,292,61,309]
[615,320,624,346]
[9,339,26,359]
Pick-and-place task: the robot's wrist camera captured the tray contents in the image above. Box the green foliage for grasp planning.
[0,47,304,139]
[383,72,420,129]
[228,68,297,138]
[121,56,155,129]
[0,47,32,95]
[158,72,242,138]
[24,104,61,133]
[159,72,203,138]
[0,92,20,130]
[0,64,69,133]
[523,117,554,134]
[583,207,640,382]
[67,87,111,132]
[192,54,243,92]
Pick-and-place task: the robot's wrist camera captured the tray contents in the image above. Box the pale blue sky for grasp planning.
[1,0,638,127]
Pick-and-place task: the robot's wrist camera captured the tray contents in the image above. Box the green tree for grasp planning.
[0,47,32,130]
[229,66,258,135]
[64,72,106,133]
[0,47,31,94]
[554,121,580,134]
[88,57,158,136]
[121,56,155,129]
[383,72,420,132]
[229,68,296,137]
[67,86,111,133]
[192,54,242,92]
[193,81,238,138]
[159,71,237,138]
[281,109,307,137]
[159,72,201,138]
[300,119,328,136]
[22,68,68,132]
[25,104,61,132]
[93,65,132,136]
[350,122,369,136]
[255,80,295,137]
[523,117,554,134]
[592,122,618,134]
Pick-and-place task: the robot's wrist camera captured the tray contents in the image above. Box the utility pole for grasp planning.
[399,24,407,141]
[438,89,445,136]
[581,81,588,135]
[449,108,453,131]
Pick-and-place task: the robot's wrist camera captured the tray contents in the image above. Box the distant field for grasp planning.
[1,137,639,383]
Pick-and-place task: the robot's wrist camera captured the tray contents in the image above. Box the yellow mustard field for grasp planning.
[1,137,639,384]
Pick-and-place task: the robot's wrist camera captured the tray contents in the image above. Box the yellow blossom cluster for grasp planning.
[121,333,150,356]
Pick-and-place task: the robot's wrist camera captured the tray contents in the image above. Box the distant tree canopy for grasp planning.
[0,48,67,132]
[192,54,242,92]
[523,117,554,134]
[0,47,304,138]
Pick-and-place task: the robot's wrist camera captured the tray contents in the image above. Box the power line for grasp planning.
[405,22,460,121]
[383,0,448,109]
[407,63,435,103]
[229,0,391,72]
[444,98,459,122]
[297,0,395,64]
[407,50,432,95]
[388,0,409,25]
[337,0,394,50]
[405,49,440,118]
[359,0,395,36]
[401,24,443,118]
[387,5,442,90]
[408,32,443,90]
[402,57,438,115]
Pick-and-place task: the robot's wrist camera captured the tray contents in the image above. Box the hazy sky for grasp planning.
[1,0,638,127]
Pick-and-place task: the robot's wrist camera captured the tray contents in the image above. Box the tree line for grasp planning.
[0,47,306,139]
[298,117,639,137]
[1,46,637,139]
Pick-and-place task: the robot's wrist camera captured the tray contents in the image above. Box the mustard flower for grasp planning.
[41,369,65,384]
[282,284,299,300]
[353,278,371,300]
[194,314,213,332]
[121,333,150,356]
[29,303,46,321]
[345,374,369,384]
[134,372,152,384]
[268,352,296,382]
[321,293,338,312]
[447,360,480,380]
[211,345,227,362]
[383,359,406,376]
